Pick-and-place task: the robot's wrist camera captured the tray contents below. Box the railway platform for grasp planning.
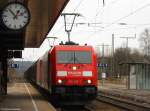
[98,81,150,106]
[0,81,56,111]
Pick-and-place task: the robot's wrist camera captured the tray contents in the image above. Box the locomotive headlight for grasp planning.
[57,71,67,76]
[58,79,62,84]
[72,66,77,70]
[87,80,92,84]
[83,71,92,76]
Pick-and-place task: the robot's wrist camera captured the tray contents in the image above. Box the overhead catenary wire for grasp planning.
[71,22,150,28]
[51,0,120,39]
[86,2,150,41]
[93,0,120,19]
[49,1,150,46]
[51,0,118,37]
[104,3,150,29]
[90,0,120,37]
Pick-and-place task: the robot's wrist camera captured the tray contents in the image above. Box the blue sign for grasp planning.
[11,64,19,68]
[98,63,108,67]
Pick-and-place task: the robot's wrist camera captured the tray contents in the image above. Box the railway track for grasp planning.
[56,105,93,111]
[97,93,150,111]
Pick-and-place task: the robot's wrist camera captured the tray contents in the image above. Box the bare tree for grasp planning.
[113,48,130,77]
[97,46,144,78]
[130,49,143,62]
[139,28,150,56]
[113,48,143,77]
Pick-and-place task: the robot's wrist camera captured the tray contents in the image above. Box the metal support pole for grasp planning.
[1,50,8,95]
[112,34,114,77]
[120,35,136,89]
[103,0,105,6]
[97,44,111,78]
[3,57,7,95]
[102,43,104,58]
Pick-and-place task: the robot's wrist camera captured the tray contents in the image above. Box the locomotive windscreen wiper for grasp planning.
[74,57,80,63]
[66,57,74,64]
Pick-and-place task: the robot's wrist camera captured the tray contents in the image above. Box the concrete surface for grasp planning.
[0,82,56,111]
[98,80,150,105]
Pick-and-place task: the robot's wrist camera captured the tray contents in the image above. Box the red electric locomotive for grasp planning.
[25,43,98,104]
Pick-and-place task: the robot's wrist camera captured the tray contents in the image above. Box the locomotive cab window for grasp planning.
[57,51,74,63]
[75,51,92,63]
[57,51,92,64]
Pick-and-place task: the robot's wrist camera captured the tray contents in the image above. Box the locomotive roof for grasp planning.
[54,45,93,50]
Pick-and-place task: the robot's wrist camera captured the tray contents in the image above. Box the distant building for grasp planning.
[120,60,150,90]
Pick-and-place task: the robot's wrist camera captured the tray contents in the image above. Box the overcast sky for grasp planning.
[23,0,150,61]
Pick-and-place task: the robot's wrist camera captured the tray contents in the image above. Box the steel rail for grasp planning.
[56,105,93,111]
[97,93,150,111]
[84,106,94,111]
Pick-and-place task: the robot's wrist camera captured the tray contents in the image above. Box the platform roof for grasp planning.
[25,0,69,47]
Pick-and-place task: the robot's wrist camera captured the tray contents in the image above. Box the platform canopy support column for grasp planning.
[0,49,8,95]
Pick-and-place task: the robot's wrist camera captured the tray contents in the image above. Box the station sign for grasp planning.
[14,51,22,58]
[98,63,108,68]
[8,50,22,58]
[10,64,19,68]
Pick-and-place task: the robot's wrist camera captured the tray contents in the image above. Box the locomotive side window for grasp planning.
[57,51,74,63]
[75,51,92,64]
